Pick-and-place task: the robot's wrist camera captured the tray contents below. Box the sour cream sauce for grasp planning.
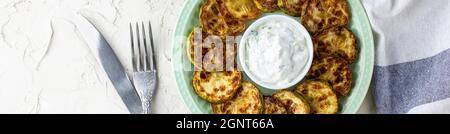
[244,20,309,87]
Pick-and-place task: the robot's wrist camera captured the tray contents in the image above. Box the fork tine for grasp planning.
[141,22,149,71]
[135,22,142,72]
[130,23,137,72]
[147,21,156,71]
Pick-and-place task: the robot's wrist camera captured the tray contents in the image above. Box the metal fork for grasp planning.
[129,21,157,114]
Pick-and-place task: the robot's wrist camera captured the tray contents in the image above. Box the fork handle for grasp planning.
[142,94,153,114]
[132,72,157,114]
[143,83,155,114]
[143,73,157,114]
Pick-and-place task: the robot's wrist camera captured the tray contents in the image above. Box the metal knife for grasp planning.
[72,15,143,114]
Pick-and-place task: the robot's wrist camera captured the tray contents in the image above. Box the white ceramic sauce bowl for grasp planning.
[238,14,314,90]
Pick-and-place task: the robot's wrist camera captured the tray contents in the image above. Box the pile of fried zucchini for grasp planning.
[187,0,358,114]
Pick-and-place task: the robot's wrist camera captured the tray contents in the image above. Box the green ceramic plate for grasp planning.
[172,0,374,114]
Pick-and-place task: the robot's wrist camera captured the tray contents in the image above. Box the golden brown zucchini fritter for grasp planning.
[307,56,352,96]
[295,80,338,114]
[200,0,246,37]
[313,27,358,64]
[192,70,242,103]
[186,28,237,71]
[301,0,350,33]
[263,96,288,114]
[224,0,262,21]
[278,0,309,17]
[212,82,263,114]
[272,89,310,114]
[253,0,279,12]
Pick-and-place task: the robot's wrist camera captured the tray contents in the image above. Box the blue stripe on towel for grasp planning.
[374,48,450,114]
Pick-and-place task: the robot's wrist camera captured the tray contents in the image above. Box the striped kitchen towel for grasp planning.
[362,0,450,113]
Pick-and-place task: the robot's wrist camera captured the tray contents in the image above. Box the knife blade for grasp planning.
[72,15,143,114]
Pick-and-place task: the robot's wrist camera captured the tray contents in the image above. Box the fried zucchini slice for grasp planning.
[272,90,310,114]
[307,56,352,96]
[224,0,261,21]
[222,11,247,37]
[186,28,207,69]
[301,0,350,33]
[253,0,279,12]
[212,82,263,114]
[263,96,288,114]
[278,0,309,17]
[295,80,338,114]
[192,70,242,103]
[186,28,237,71]
[200,0,246,37]
[313,27,358,64]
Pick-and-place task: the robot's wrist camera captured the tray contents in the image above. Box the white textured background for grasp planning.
[0,0,374,114]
